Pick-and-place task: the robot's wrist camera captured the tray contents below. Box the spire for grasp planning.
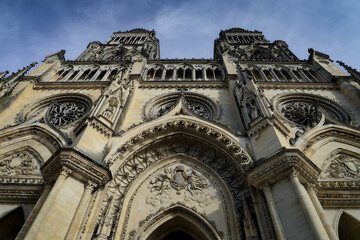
[337,60,360,82]
[0,62,37,97]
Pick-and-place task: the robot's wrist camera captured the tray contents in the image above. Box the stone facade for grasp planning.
[0,28,360,240]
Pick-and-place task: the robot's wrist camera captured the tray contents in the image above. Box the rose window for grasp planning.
[281,102,321,127]
[48,101,87,126]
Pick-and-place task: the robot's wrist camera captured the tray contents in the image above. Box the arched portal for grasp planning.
[143,206,219,240]
[92,132,250,240]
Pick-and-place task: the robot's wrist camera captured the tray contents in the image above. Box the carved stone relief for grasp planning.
[92,135,245,240]
[146,165,211,207]
[144,92,221,120]
[0,152,40,176]
[0,149,43,184]
[321,153,360,180]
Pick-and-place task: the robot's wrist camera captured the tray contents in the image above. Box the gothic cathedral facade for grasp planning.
[0,28,360,240]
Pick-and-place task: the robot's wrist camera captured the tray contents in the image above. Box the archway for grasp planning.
[161,230,195,240]
[142,206,219,240]
[338,212,360,240]
[93,132,248,240]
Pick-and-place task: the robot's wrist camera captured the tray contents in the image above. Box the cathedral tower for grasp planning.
[0,28,359,240]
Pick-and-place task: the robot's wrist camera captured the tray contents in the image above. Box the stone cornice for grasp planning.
[246,148,320,188]
[0,185,43,203]
[147,59,220,63]
[257,81,338,90]
[316,180,360,207]
[41,148,111,186]
[317,189,360,208]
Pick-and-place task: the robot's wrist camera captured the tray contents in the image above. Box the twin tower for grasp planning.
[0,28,360,240]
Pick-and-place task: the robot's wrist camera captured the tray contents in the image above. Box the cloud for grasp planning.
[0,0,359,73]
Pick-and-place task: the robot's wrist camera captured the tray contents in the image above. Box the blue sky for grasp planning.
[1,0,359,73]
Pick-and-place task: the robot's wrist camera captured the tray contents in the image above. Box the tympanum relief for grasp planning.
[0,150,43,184]
[321,153,360,180]
[123,162,231,240]
[146,165,211,207]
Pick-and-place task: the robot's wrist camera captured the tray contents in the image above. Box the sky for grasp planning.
[1,0,359,73]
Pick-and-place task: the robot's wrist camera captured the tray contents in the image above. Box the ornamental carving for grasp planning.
[274,94,351,128]
[281,102,321,127]
[47,101,87,126]
[321,153,360,180]
[14,94,92,128]
[92,135,246,239]
[144,92,221,120]
[0,150,43,185]
[146,165,211,207]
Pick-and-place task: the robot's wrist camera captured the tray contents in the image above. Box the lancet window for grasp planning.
[144,64,224,81]
[45,65,125,82]
[243,65,329,83]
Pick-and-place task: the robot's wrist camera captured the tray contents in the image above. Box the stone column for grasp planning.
[65,181,97,240]
[24,167,72,240]
[288,170,329,240]
[307,184,338,240]
[262,184,286,240]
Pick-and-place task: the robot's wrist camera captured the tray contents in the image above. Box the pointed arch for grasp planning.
[295,125,360,169]
[335,210,360,240]
[106,115,252,167]
[93,122,253,239]
[0,124,65,157]
[135,205,222,240]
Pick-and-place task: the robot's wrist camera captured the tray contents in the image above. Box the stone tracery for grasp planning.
[47,101,87,126]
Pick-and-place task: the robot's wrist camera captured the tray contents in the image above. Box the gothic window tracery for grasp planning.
[144,92,220,120]
[47,101,87,126]
[274,94,351,128]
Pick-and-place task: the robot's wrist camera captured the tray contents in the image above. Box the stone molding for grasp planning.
[41,148,111,186]
[129,203,222,240]
[258,82,338,90]
[23,76,109,90]
[246,148,320,188]
[0,124,64,152]
[107,117,252,167]
[299,126,360,151]
[0,185,43,203]
[246,116,290,138]
[74,117,114,139]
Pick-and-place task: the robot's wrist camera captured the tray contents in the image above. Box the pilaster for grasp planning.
[246,149,332,240]
[22,149,111,240]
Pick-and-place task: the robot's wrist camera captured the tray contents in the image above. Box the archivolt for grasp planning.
[93,132,250,240]
[133,204,222,240]
[296,125,360,151]
[0,124,65,153]
[106,116,252,167]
